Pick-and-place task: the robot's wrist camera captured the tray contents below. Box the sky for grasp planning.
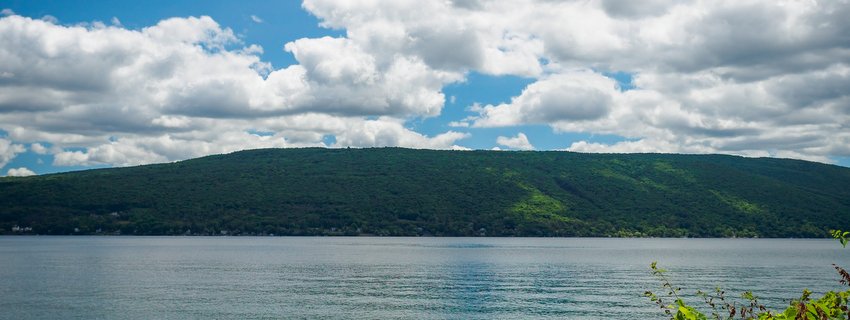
[0,0,849,176]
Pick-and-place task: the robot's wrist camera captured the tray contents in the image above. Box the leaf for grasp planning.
[675,302,708,320]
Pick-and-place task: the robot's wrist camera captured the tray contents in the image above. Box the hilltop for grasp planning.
[1,148,849,237]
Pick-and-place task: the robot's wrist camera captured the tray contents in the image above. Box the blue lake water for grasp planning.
[1,237,848,319]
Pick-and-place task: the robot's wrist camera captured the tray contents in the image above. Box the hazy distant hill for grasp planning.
[1,148,849,237]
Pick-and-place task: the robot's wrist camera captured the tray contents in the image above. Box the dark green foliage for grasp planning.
[0,148,848,236]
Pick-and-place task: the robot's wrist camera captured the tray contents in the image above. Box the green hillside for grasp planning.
[1,148,849,237]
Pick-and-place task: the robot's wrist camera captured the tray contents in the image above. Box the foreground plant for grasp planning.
[645,230,850,320]
[832,230,849,248]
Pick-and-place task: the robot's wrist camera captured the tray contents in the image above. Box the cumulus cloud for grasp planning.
[496,132,534,150]
[1,8,14,16]
[30,143,48,154]
[0,13,469,168]
[332,117,469,150]
[303,0,541,76]
[52,130,295,166]
[250,15,263,23]
[6,167,35,177]
[297,0,850,162]
[1,0,849,169]
[0,138,25,168]
[471,71,620,127]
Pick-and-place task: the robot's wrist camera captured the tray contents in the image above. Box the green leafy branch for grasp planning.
[831,230,849,248]
[646,230,850,320]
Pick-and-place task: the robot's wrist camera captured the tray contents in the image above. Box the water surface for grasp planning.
[1,237,847,319]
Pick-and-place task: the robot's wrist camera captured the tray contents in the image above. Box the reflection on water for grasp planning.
[0,237,847,319]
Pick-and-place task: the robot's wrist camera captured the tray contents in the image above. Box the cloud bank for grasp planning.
[0,0,848,170]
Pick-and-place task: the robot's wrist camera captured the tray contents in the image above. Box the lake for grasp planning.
[1,237,848,319]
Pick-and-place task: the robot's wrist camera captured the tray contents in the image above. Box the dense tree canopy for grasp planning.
[1,148,848,237]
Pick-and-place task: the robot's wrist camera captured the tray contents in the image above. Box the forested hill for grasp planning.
[1,148,849,237]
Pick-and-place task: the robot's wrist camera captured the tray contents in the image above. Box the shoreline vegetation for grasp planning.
[0,231,830,238]
[645,231,850,319]
[2,148,849,237]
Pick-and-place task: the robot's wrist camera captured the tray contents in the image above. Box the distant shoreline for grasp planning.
[0,234,832,239]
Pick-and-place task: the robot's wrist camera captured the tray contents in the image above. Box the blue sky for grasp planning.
[0,0,848,175]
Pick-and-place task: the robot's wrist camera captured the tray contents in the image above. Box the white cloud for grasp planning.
[6,167,35,177]
[282,37,458,117]
[298,0,850,163]
[1,0,849,168]
[30,143,48,154]
[472,71,621,127]
[44,115,471,167]
[49,127,328,167]
[332,117,470,150]
[303,0,544,76]
[0,9,440,169]
[567,139,709,154]
[250,15,263,23]
[1,8,14,16]
[496,132,534,150]
[0,14,469,167]
[447,121,469,128]
[0,138,25,169]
